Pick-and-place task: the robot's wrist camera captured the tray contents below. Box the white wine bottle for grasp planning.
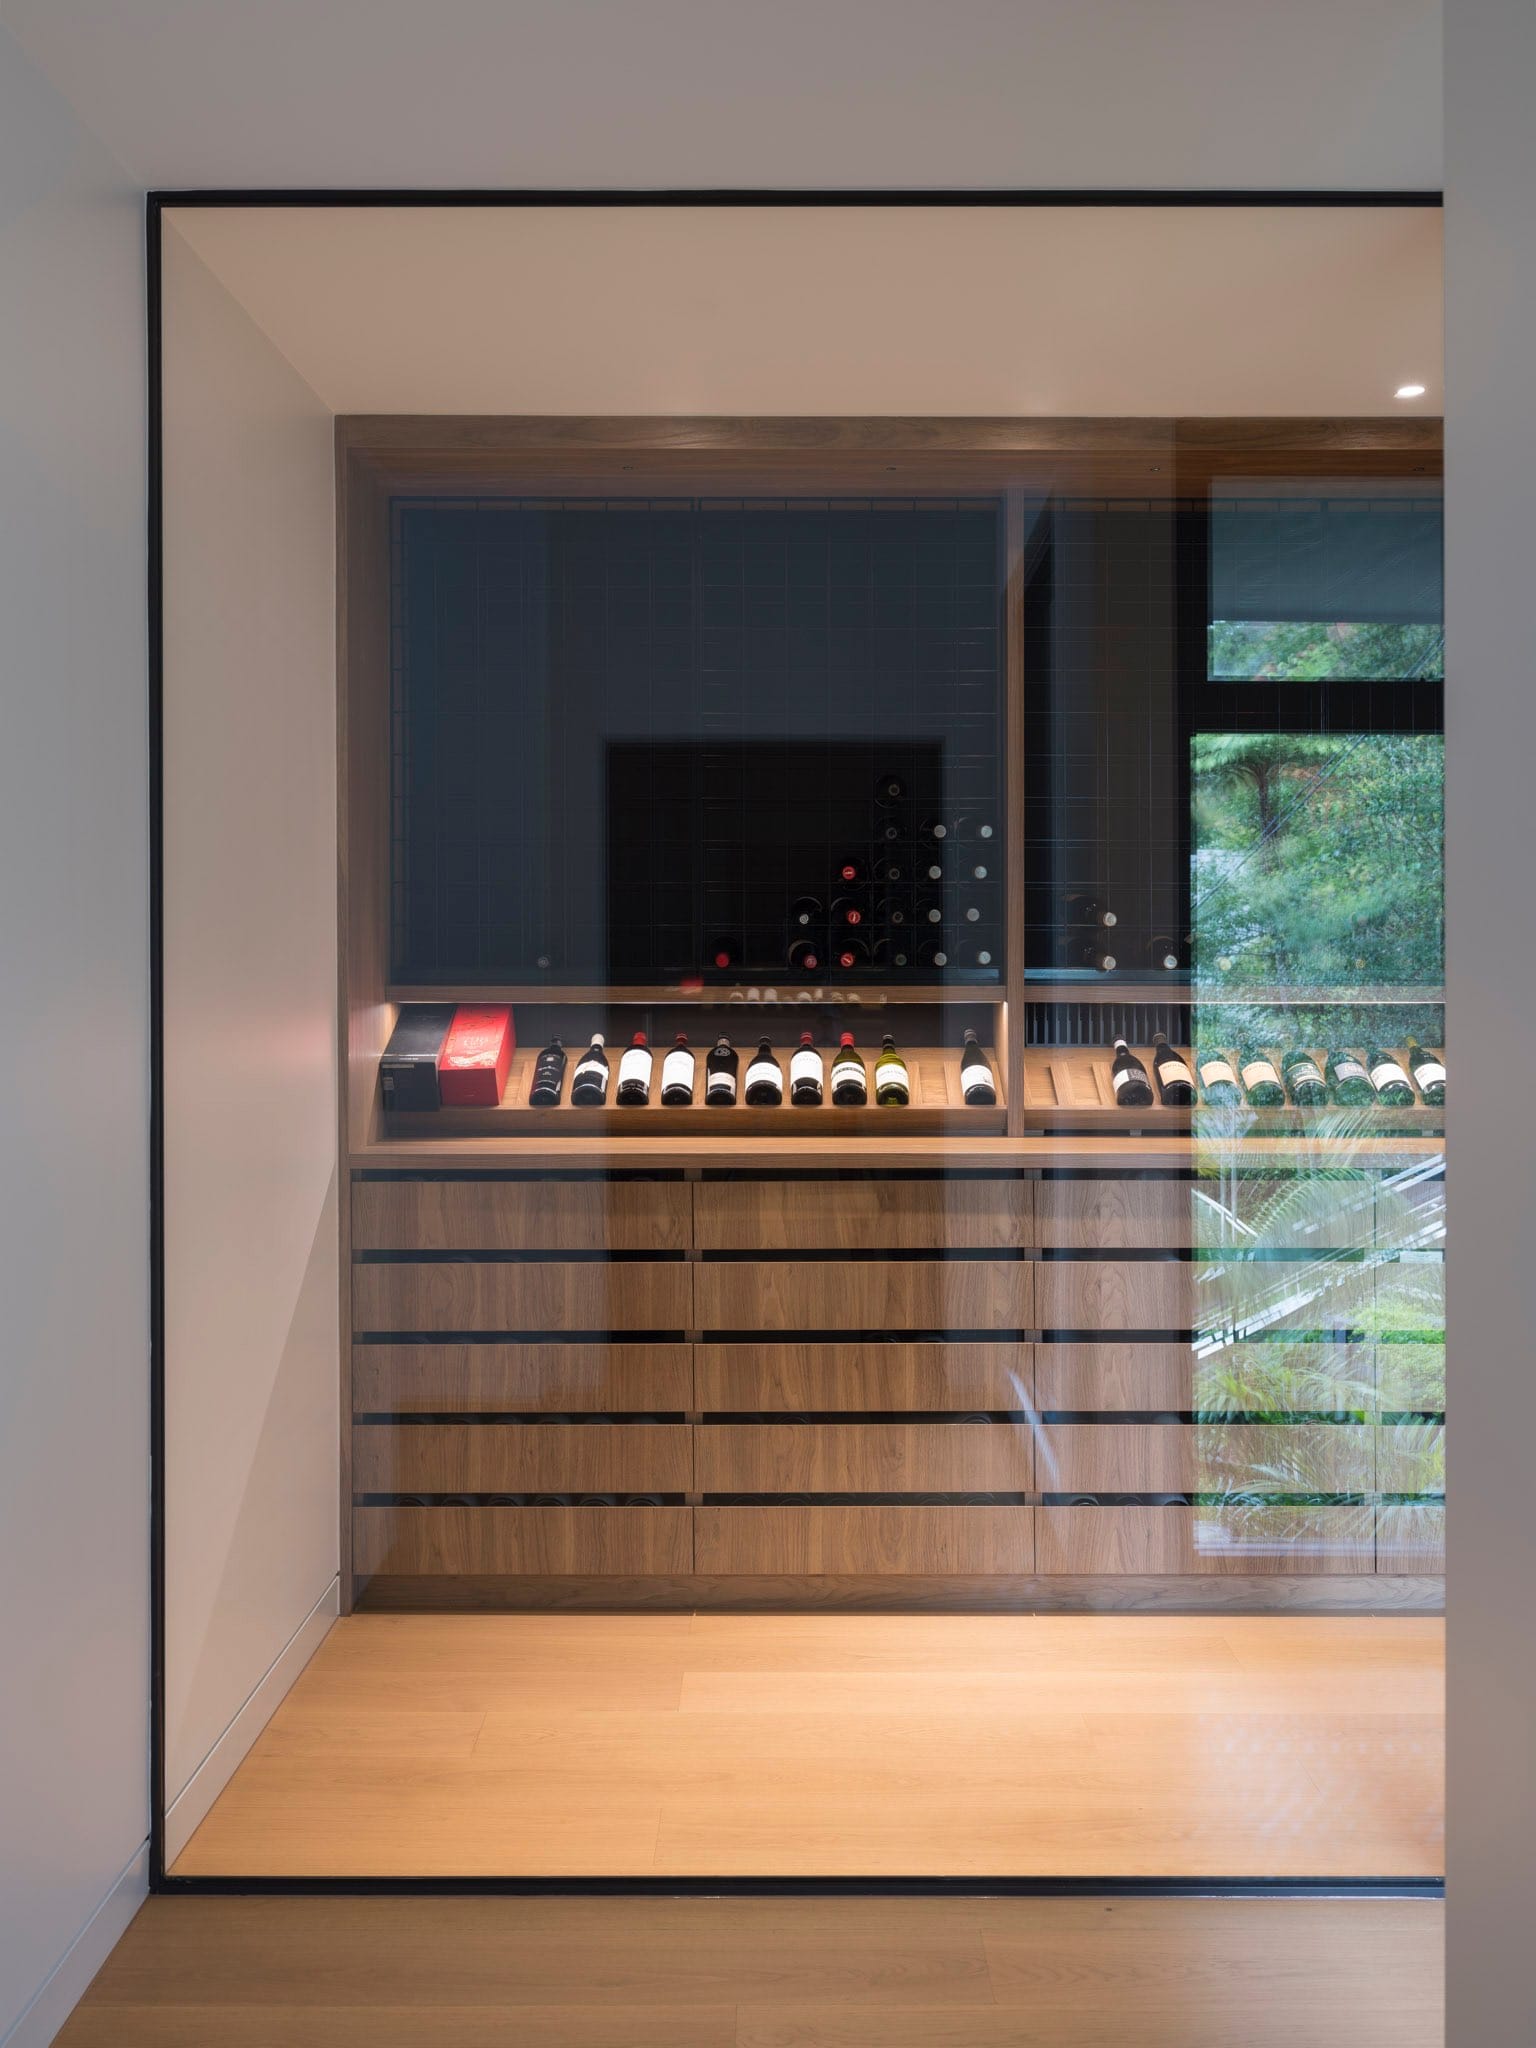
[616,1030,653,1107]
[960,1028,996,1106]
[830,1031,867,1105]
[1326,1049,1375,1106]
[528,1037,566,1106]
[1367,1045,1416,1107]
[1197,1050,1242,1107]
[570,1033,610,1105]
[1239,1047,1285,1107]
[1151,1032,1195,1105]
[790,1030,824,1107]
[1405,1036,1446,1106]
[1282,1048,1328,1107]
[743,1037,783,1106]
[1110,1038,1154,1107]
[704,1035,738,1107]
[875,1033,910,1106]
[659,1031,695,1106]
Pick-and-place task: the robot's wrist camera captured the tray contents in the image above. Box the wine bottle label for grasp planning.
[1334,1057,1367,1082]
[1370,1059,1411,1090]
[1156,1057,1193,1086]
[1288,1058,1324,1085]
[573,1056,607,1087]
[790,1049,822,1087]
[1111,1065,1147,1096]
[618,1046,652,1087]
[878,1060,910,1090]
[1412,1060,1446,1086]
[745,1058,780,1089]
[831,1054,863,1081]
[661,1049,693,1094]
[706,1073,737,1101]
[1241,1059,1279,1090]
[1199,1058,1237,1088]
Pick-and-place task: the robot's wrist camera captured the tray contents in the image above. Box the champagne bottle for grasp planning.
[659,1031,695,1106]
[743,1037,783,1106]
[1197,1049,1243,1106]
[1239,1047,1285,1107]
[790,894,821,928]
[616,1030,653,1107]
[1367,1045,1416,1107]
[834,935,870,970]
[1326,1049,1376,1106]
[788,938,822,974]
[1405,1036,1446,1106]
[1110,1037,1154,1107]
[1067,892,1118,929]
[1081,944,1118,972]
[875,1033,911,1106]
[830,1031,867,1105]
[1282,1048,1328,1107]
[790,1030,824,1107]
[960,1028,996,1106]
[570,1033,610,1105]
[528,1037,567,1106]
[1151,1032,1195,1105]
[704,1034,738,1107]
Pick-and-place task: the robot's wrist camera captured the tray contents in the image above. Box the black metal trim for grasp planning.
[145,180,1445,1901]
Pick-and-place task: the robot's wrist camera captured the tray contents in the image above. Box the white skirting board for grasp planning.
[0,1839,148,2048]
[162,1573,339,1868]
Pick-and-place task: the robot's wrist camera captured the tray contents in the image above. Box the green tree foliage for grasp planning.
[1208,619,1444,681]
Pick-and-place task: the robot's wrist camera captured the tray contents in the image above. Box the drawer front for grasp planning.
[1039,1423,1374,1496]
[1036,1259,1194,1332]
[353,1421,693,1495]
[353,1259,693,1333]
[1035,1179,1197,1249]
[695,1422,1033,1494]
[354,1504,692,1576]
[1033,1343,1192,1413]
[1194,1256,1376,1340]
[1194,1173,1377,1251]
[352,1176,690,1252]
[694,1341,1031,1414]
[694,1504,1034,1575]
[693,1259,1032,1333]
[352,1342,694,1415]
[695,1177,1031,1251]
[1376,1504,1445,1576]
[1036,1504,1375,1576]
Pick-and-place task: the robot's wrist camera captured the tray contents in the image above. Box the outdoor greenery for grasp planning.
[1208,618,1445,681]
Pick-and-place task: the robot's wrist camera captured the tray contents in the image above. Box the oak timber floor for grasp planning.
[171,1613,1444,1879]
[59,1897,1445,2048]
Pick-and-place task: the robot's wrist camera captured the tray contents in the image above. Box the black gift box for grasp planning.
[379,1004,456,1113]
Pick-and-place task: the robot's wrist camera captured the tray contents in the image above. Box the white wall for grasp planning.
[160,225,339,1842]
[0,25,150,2048]
[1444,2,1536,2038]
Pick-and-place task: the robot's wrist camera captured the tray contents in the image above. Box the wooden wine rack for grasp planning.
[1022,1046,1445,1134]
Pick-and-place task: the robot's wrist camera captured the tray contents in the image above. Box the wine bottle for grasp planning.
[1081,945,1118,972]
[871,938,910,970]
[953,814,996,844]
[830,894,866,928]
[952,939,995,969]
[833,935,870,970]
[1151,1032,1195,1105]
[659,1031,695,1106]
[917,938,949,969]
[1405,1036,1446,1106]
[874,771,907,804]
[916,893,944,926]
[616,1030,653,1107]
[1326,1049,1376,1106]
[528,1038,567,1107]
[960,1028,996,1105]
[918,816,950,846]
[878,815,903,843]
[570,1033,610,1105]
[788,937,822,974]
[704,1034,738,1107]
[967,860,992,882]
[1067,892,1118,929]
[1239,1047,1286,1107]
[1367,1045,1416,1107]
[959,902,984,924]
[743,1037,783,1106]
[706,937,739,972]
[873,856,906,886]
[833,856,865,886]
[1197,1050,1243,1106]
[790,895,821,928]
[921,857,946,885]
[830,1031,867,1105]
[1110,1037,1155,1107]
[1282,1048,1328,1107]
[875,893,912,929]
[875,1033,911,1106]
[790,1030,824,1107]
[1148,935,1180,971]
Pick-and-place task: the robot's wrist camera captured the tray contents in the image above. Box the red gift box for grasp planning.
[438,1005,515,1106]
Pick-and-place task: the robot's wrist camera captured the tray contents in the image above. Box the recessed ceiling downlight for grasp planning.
[1395,383,1428,399]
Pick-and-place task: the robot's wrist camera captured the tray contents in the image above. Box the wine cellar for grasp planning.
[339,416,1445,1617]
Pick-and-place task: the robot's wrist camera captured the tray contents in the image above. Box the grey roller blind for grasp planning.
[1210,490,1443,626]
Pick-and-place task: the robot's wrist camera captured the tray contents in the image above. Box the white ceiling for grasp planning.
[168,203,1443,417]
[5,0,1442,194]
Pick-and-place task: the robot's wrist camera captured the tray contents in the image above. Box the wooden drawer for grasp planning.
[694,1504,1034,1575]
[695,1422,1033,1493]
[1193,1255,1376,1340]
[1034,1339,1375,1417]
[1193,1172,1377,1251]
[1035,1259,1194,1332]
[693,1259,1032,1333]
[1035,1179,1197,1249]
[694,1176,1031,1251]
[1038,1422,1374,1496]
[354,1504,692,1576]
[1033,1343,1192,1412]
[694,1341,1031,1413]
[352,1342,694,1415]
[353,1421,693,1495]
[1036,1504,1375,1575]
[353,1259,692,1334]
[1376,1504,1445,1576]
[352,1176,690,1252]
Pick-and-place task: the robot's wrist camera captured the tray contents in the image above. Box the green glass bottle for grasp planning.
[1196,1049,1243,1107]
[1326,1049,1376,1107]
[1405,1036,1446,1106]
[1366,1045,1416,1107]
[874,1033,911,1107]
[1238,1047,1286,1107]
[1282,1048,1328,1108]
